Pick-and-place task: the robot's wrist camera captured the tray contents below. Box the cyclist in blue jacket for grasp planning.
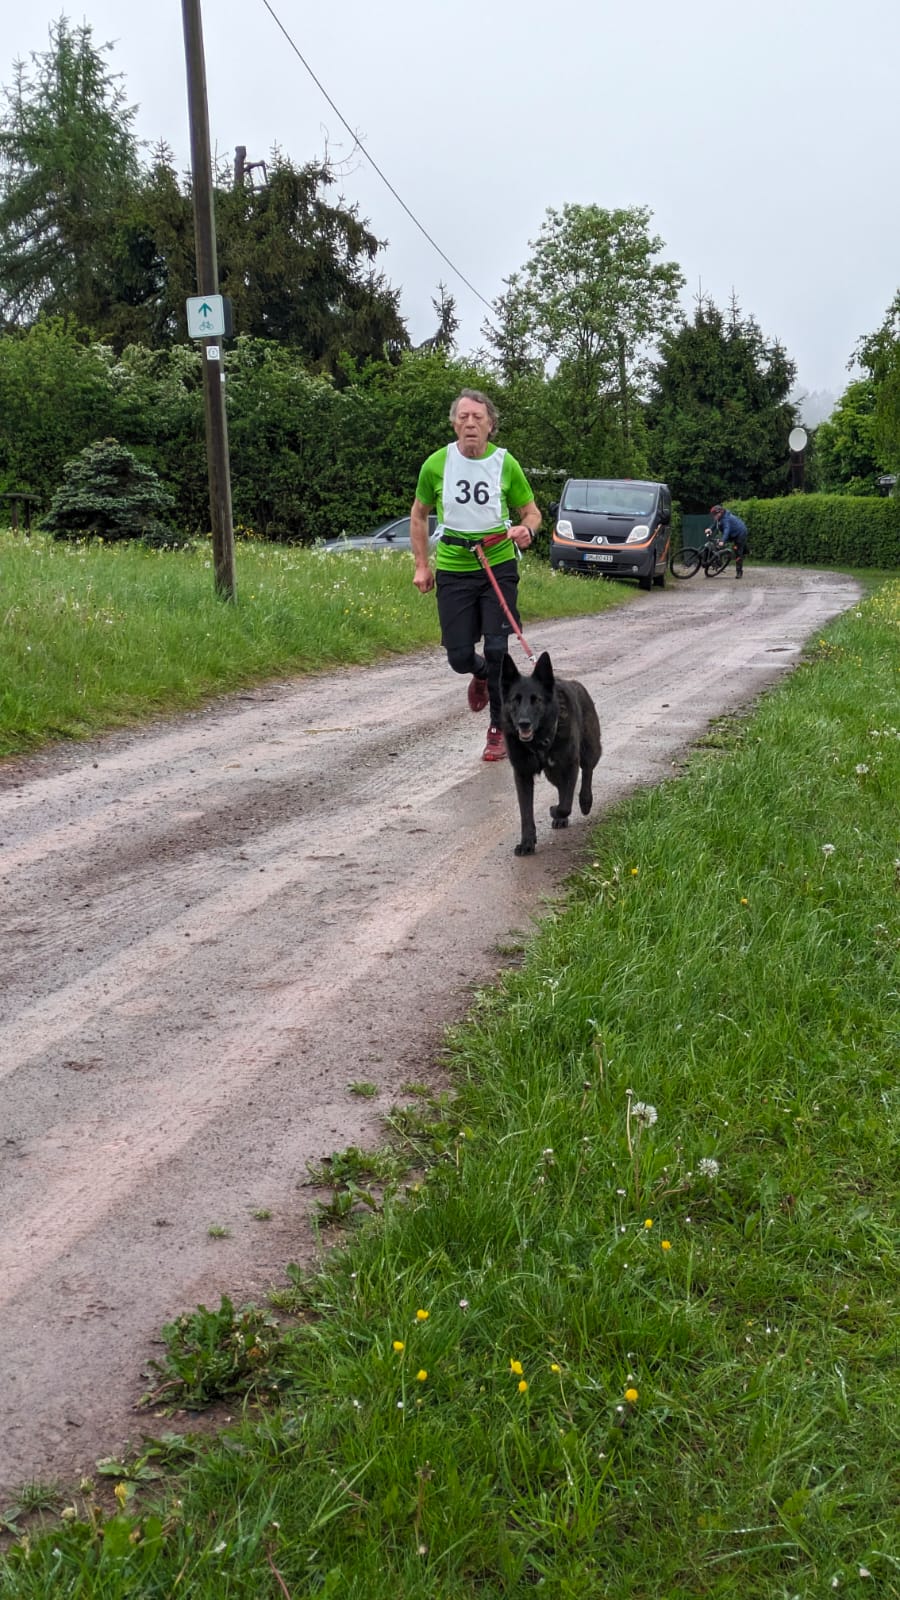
[708,504,748,578]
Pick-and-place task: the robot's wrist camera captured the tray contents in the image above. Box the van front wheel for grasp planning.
[638,572,653,591]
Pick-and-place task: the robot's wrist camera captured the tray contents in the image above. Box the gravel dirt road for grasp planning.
[0,566,860,1496]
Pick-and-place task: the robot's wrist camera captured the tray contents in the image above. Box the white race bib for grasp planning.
[441,443,507,534]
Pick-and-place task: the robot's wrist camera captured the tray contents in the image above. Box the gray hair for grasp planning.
[449,389,499,437]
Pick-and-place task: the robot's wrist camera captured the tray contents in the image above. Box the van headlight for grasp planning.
[626,524,650,543]
[555,519,574,538]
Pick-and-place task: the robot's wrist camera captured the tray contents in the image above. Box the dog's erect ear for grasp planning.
[500,653,520,688]
[534,652,554,690]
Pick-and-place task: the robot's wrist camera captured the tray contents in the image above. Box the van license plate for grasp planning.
[585,552,613,563]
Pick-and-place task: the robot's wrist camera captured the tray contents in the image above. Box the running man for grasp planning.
[410,390,541,760]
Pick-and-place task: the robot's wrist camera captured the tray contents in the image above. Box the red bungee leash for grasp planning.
[470,531,539,664]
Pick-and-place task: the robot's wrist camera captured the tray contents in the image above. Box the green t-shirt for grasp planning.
[415,442,535,572]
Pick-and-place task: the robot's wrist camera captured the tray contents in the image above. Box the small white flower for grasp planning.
[821,844,836,857]
[213,1541,227,1554]
[458,1299,469,1310]
[631,1102,658,1127]
[698,1157,720,1178]
[855,763,869,775]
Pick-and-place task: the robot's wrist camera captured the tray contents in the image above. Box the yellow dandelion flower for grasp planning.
[114,1482,129,1509]
[415,1309,430,1322]
[661,1239,672,1251]
[392,1340,405,1352]
[740,897,749,905]
[416,1369,428,1382]
[624,1387,639,1403]
[509,1359,524,1375]
[630,867,639,876]
[643,1218,653,1229]
[518,1379,528,1393]
[550,1363,561,1373]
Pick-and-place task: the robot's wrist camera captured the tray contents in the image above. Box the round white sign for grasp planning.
[789,426,808,453]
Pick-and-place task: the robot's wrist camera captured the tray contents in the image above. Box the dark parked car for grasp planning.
[321,515,437,553]
[549,479,671,590]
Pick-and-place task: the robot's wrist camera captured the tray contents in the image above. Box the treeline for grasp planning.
[0,314,811,544]
[0,19,811,532]
[0,323,499,541]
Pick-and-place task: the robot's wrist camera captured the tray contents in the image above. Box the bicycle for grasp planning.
[669,530,733,579]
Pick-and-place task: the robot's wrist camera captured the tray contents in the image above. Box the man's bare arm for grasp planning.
[410,497,435,593]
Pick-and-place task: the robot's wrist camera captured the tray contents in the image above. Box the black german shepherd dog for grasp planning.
[500,651,602,856]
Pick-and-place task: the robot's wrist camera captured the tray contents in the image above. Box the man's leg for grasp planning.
[436,569,487,687]
[480,561,521,728]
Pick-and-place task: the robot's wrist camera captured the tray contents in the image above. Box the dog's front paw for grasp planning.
[550,815,569,830]
[514,838,536,856]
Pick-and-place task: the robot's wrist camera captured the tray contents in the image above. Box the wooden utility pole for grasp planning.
[181,0,236,600]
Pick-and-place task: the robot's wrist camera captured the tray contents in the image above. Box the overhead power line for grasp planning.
[258,0,494,312]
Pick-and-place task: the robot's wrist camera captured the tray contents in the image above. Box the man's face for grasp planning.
[453,399,492,458]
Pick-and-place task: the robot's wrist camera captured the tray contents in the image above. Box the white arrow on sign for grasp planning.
[186,294,227,338]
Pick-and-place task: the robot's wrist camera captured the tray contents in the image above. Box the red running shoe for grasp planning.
[467,674,489,713]
[482,725,507,762]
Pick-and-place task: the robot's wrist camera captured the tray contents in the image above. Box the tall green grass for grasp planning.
[2,586,897,1596]
[0,532,632,755]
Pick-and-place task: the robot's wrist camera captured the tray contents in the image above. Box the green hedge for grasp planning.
[732,494,900,567]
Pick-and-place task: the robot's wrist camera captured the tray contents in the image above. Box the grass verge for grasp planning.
[2,585,898,1599]
[0,531,634,756]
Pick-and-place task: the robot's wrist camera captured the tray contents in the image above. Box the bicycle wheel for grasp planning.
[707,548,732,576]
[669,546,702,579]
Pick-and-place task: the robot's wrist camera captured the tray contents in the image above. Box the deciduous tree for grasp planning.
[485,204,683,475]
[814,378,886,494]
[854,293,900,474]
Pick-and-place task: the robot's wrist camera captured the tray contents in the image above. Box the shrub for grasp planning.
[41,437,183,545]
[732,493,900,567]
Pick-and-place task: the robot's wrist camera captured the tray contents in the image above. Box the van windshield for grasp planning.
[562,481,656,517]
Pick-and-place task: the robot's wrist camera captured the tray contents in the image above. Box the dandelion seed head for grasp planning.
[698,1157,720,1178]
[821,843,836,857]
[632,1102,658,1127]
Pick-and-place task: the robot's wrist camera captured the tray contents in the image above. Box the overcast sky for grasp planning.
[4,0,900,409]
